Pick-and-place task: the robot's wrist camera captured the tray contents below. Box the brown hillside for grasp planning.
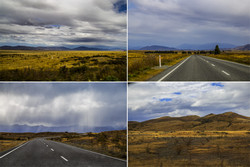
[129,112,250,131]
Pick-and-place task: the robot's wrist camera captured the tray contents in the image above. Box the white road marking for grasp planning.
[158,56,191,81]
[211,64,215,66]
[61,156,68,162]
[0,141,29,159]
[222,70,230,75]
[51,148,54,151]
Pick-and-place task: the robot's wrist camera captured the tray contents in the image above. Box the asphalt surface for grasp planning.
[0,138,126,167]
[148,55,250,81]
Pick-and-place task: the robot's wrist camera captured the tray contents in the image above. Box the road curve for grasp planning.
[148,55,250,81]
[0,138,126,167]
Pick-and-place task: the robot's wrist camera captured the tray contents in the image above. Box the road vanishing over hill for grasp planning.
[0,138,126,167]
[148,55,250,81]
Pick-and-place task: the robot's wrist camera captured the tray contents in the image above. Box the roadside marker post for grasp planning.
[159,55,161,67]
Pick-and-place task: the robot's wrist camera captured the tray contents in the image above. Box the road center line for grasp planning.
[0,141,29,159]
[51,148,54,151]
[222,70,230,75]
[61,156,68,162]
[158,56,191,81]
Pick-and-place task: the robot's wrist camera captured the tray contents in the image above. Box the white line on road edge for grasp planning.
[49,139,126,162]
[51,148,54,151]
[0,141,29,159]
[60,156,68,162]
[158,56,191,82]
[222,70,230,75]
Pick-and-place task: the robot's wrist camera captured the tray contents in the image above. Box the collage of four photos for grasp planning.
[0,0,249,167]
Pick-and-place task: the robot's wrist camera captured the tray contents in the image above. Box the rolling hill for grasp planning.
[234,44,250,51]
[129,112,250,131]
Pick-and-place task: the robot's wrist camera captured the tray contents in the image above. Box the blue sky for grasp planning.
[128,0,250,49]
[128,82,250,122]
[0,83,127,129]
[0,0,126,49]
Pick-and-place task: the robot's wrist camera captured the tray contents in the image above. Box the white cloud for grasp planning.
[0,0,126,48]
[128,82,250,121]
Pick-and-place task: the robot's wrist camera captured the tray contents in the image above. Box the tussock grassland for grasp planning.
[203,50,250,65]
[0,50,126,81]
[129,131,250,167]
[128,51,190,81]
[50,130,127,160]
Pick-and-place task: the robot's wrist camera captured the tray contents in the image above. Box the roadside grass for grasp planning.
[50,130,127,160]
[0,50,126,81]
[203,50,250,65]
[0,132,75,152]
[129,130,250,167]
[128,50,190,81]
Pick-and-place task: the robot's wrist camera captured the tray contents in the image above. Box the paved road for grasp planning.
[148,55,250,81]
[0,138,126,167]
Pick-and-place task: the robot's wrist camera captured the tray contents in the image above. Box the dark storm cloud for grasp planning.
[0,0,126,48]
[0,83,127,128]
[68,37,116,43]
[129,0,250,48]
[128,83,250,122]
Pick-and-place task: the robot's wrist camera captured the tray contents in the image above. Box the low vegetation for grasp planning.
[0,50,126,81]
[129,130,250,167]
[129,112,250,166]
[50,130,127,160]
[202,50,250,65]
[128,50,191,81]
[0,132,67,152]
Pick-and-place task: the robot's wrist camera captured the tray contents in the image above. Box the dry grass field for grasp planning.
[128,112,250,166]
[129,130,250,167]
[0,50,126,81]
[50,130,127,160]
[128,51,190,81]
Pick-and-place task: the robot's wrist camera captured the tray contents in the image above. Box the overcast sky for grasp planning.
[128,0,250,48]
[128,82,250,122]
[0,0,126,48]
[0,83,127,129]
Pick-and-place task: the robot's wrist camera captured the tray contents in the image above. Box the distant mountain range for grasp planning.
[140,45,177,51]
[129,112,250,131]
[0,45,111,51]
[178,43,237,50]
[0,124,126,133]
[137,44,250,51]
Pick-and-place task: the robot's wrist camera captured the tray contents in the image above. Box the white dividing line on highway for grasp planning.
[60,156,68,162]
[222,70,230,75]
[0,141,29,159]
[51,148,54,151]
[157,56,191,82]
